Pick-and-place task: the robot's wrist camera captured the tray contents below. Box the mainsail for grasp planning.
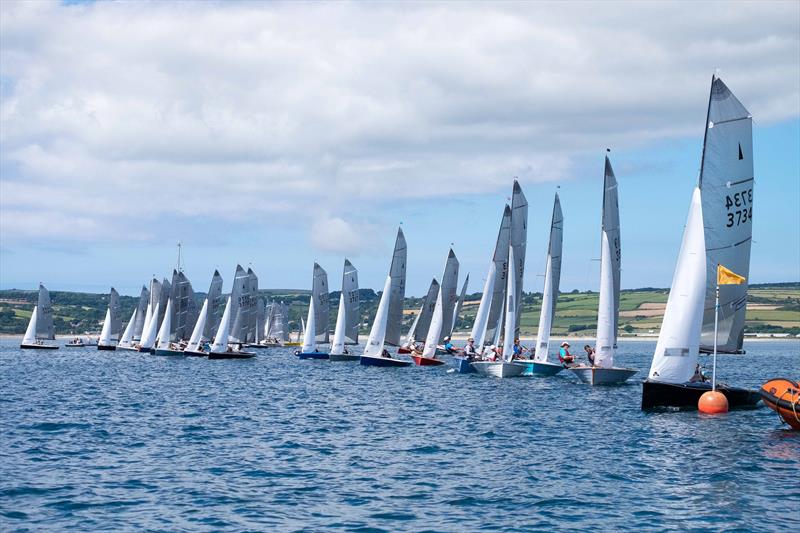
[169,270,197,341]
[342,259,360,344]
[471,262,495,347]
[648,188,707,383]
[534,193,563,362]
[486,205,512,343]
[451,274,469,336]
[228,265,249,344]
[312,263,330,343]
[438,249,460,341]
[108,287,121,340]
[602,157,622,348]
[204,270,224,341]
[132,285,149,341]
[156,278,171,332]
[422,287,445,358]
[36,284,55,340]
[502,246,517,362]
[414,278,440,343]
[385,227,407,346]
[699,76,753,353]
[510,180,528,339]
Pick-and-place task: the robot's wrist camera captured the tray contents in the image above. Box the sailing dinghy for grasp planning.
[472,246,526,378]
[641,76,759,409]
[329,259,360,362]
[411,286,446,366]
[295,263,330,359]
[118,286,149,352]
[20,284,59,350]
[154,298,183,356]
[209,296,255,359]
[184,298,210,356]
[518,193,565,376]
[361,228,411,367]
[570,157,636,385]
[398,278,438,354]
[98,288,121,351]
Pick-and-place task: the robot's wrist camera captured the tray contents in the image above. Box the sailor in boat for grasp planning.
[583,345,596,366]
[463,338,477,360]
[558,342,575,366]
[381,348,392,359]
[443,337,457,354]
[689,364,708,383]
[511,338,527,360]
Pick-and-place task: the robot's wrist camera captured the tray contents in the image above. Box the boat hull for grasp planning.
[412,355,445,366]
[329,353,359,362]
[208,351,256,360]
[641,379,761,410]
[452,356,476,374]
[183,350,208,357]
[115,345,140,352]
[20,343,59,350]
[571,366,637,385]
[397,346,412,354]
[759,378,800,430]
[515,360,565,377]
[97,344,117,351]
[295,351,329,360]
[472,361,525,378]
[153,348,184,356]
[360,355,411,367]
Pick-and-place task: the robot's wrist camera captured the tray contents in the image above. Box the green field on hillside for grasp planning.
[1,284,798,337]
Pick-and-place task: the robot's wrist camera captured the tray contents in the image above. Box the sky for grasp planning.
[1,0,798,297]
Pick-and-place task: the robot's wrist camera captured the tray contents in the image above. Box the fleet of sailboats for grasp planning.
[15,74,763,411]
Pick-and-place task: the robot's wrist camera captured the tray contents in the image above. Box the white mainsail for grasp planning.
[186,299,209,352]
[301,293,317,353]
[385,228,407,346]
[471,262,496,347]
[699,76,753,353]
[486,205,512,343]
[648,187,707,383]
[330,294,347,356]
[510,181,528,338]
[211,296,233,354]
[534,193,563,362]
[439,249,460,341]
[313,263,330,343]
[451,274,469,336]
[502,246,517,362]
[403,305,423,347]
[22,306,38,345]
[139,302,160,349]
[156,298,174,350]
[343,259,360,344]
[363,275,393,357]
[422,287,445,358]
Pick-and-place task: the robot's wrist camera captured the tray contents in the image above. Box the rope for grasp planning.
[776,388,800,425]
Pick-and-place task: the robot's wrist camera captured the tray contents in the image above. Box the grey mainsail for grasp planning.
[602,158,621,347]
[169,270,198,341]
[247,268,259,343]
[439,249,460,341]
[385,227,407,346]
[451,274,469,335]
[157,278,171,332]
[485,205,512,343]
[228,265,249,343]
[343,259,360,344]
[109,287,121,340]
[203,270,224,341]
[132,285,149,341]
[510,180,528,339]
[414,278,440,343]
[36,283,55,340]
[699,76,753,353]
[313,263,330,343]
[256,297,266,343]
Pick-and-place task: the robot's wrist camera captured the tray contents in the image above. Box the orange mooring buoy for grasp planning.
[699,390,729,414]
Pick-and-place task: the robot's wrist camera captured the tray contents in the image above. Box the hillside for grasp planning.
[1,283,798,338]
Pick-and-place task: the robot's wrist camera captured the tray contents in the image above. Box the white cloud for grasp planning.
[309,214,377,256]
[0,0,798,249]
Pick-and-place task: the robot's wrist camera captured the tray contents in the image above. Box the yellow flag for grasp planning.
[717,264,746,285]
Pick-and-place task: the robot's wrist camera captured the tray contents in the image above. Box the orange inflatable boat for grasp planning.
[760,378,800,430]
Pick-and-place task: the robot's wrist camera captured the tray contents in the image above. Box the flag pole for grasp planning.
[712,264,719,391]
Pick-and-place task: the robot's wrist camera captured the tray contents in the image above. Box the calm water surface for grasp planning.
[1,339,798,531]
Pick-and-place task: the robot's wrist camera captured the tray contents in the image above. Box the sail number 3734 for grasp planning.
[725,188,752,228]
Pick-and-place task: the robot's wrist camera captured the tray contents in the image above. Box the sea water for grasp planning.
[1,339,798,531]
